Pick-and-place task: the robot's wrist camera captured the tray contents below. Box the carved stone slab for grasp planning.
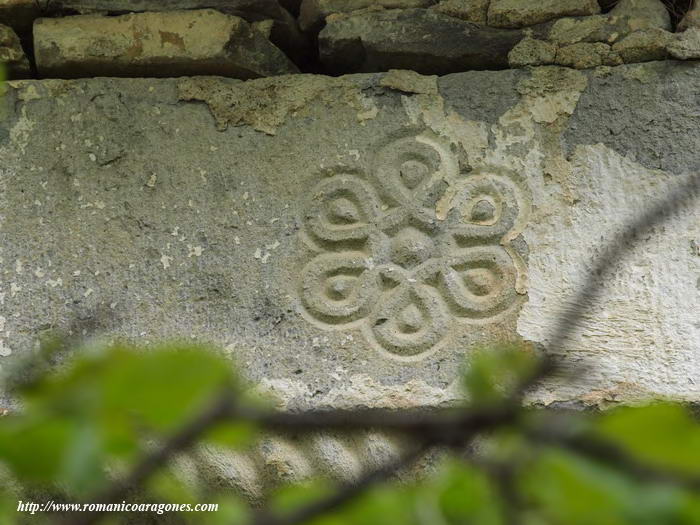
[0,63,699,415]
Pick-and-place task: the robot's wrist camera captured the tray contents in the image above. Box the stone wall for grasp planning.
[0,0,699,497]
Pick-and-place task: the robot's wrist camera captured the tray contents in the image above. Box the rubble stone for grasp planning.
[0,23,30,78]
[319,8,525,74]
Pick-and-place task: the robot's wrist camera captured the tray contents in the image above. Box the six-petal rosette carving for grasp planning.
[297,131,531,360]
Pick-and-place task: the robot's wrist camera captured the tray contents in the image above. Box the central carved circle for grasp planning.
[390,227,436,268]
[399,160,429,190]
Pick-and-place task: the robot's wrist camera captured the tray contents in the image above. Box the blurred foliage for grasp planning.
[0,340,698,525]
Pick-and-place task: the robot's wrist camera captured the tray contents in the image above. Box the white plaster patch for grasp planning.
[518,144,700,403]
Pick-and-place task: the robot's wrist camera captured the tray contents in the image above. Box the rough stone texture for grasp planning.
[33,10,299,79]
[677,0,700,31]
[0,0,39,35]
[508,38,557,67]
[299,0,436,32]
[319,8,526,74]
[487,0,600,29]
[548,15,643,45]
[555,42,622,68]
[612,28,672,63]
[609,0,671,31]
[1,62,699,487]
[51,1,310,66]
[430,0,489,24]
[667,27,700,59]
[0,23,30,78]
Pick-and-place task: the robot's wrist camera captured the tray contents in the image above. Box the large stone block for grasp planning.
[0,62,698,420]
[49,1,310,67]
[33,9,299,79]
[319,8,526,74]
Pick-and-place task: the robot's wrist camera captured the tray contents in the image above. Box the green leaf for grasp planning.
[433,459,503,525]
[462,342,539,405]
[100,343,235,432]
[521,448,691,525]
[0,415,77,483]
[204,421,257,449]
[595,403,700,476]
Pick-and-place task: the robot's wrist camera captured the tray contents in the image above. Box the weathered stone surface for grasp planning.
[430,0,489,24]
[0,23,30,78]
[610,0,671,31]
[667,27,700,59]
[33,10,299,79]
[299,0,435,32]
[0,0,39,35]
[612,28,672,63]
[1,62,699,422]
[487,0,600,28]
[319,8,525,74]
[508,38,557,67]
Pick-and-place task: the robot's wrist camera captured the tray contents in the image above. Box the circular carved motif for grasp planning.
[296,132,531,360]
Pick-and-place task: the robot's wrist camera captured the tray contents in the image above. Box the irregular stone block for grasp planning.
[50,1,309,67]
[33,9,299,79]
[51,0,289,21]
[508,37,557,67]
[610,0,671,31]
[0,23,30,78]
[0,62,699,420]
[299,0,436,32]
[429,0,489,24]
[319,8,525,74]
[612,28,672,63]
[667,27,700,59]
[488,0,600,28]
[548,15,638,45]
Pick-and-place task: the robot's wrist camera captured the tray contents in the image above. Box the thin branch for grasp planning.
[556,433,700,491]
[67,393,235,525]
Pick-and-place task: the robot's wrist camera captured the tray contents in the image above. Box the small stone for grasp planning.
[319,8,524,75]
[0,0,40,35]
[253,19,275,39]
[548,14,640,45]
[610,0,671,32]
[667,27,700,60]
[612,28,672,63]
[508,37,558,67]
[488,0,600,29]
[677,3,700,32]
[430,0,489,25]
[379,69,438,95]
[299,0,434,32]
[0,23,30,78]
[556,42,622,68]
[34,9,299,79]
